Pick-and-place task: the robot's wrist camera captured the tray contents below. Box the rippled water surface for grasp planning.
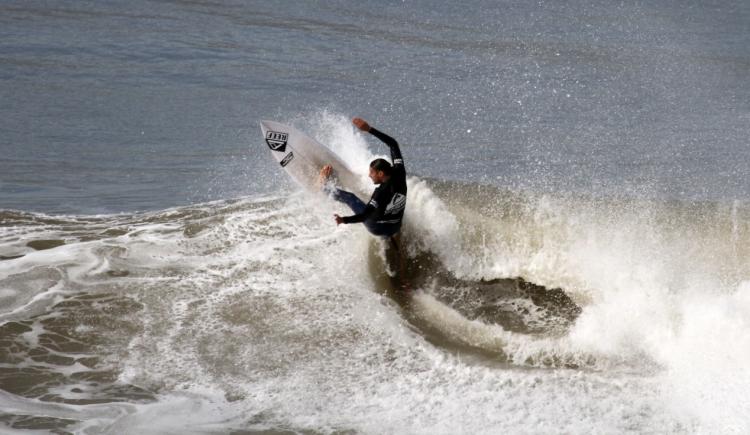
[2,1,750,433]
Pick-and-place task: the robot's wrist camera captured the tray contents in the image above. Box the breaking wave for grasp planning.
[1,114,749,433]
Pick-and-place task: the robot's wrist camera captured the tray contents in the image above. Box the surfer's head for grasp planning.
[369,159,392,184]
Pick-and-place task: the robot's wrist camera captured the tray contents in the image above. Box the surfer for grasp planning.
[319,118,409,290]
[319,117,407,238]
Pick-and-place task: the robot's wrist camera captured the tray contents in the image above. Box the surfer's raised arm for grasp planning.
[353,117,404,170]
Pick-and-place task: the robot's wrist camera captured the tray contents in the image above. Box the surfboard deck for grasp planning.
[259,120,362,194]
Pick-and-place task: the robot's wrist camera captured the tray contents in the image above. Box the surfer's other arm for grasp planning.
[335,209,373,225]
[336,197,378,225]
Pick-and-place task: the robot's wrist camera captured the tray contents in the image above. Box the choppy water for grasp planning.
[2,0,750,434]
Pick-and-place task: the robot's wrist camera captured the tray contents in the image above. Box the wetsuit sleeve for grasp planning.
[341,187,389,224]
[341,195,379,223]
[369,127,404,168]
[341,204,375,223]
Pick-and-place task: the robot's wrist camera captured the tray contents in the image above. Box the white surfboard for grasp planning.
[259,120,363,193]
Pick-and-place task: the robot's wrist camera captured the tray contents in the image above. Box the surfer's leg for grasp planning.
[329,188,367,214]
[387,233,411,292]
[319,165,370,222]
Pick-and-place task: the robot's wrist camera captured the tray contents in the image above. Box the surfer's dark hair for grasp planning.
[370,158,392,175]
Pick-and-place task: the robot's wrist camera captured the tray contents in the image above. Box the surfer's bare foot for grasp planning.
[318,164,334,189]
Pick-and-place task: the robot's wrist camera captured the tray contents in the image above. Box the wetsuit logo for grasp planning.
[265,131,288,152]
[279,152,294,167]
[385,193,406,215]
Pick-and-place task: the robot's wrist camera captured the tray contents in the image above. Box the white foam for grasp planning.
[105,121,702,431]
[654,282,750,433]
[4,113,749,433]
[0,288,18,298]
[96,187,679,432]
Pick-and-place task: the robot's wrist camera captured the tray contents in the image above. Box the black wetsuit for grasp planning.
[336,127,407,237]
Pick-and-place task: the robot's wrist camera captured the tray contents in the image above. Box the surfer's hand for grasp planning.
[352,117,371,132]
[334,214,344,225]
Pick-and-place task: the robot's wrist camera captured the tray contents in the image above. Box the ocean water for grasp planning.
[1,0,750,433]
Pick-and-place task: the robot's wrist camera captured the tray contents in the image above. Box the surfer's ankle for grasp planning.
[318,165,334,189]
[320,165,333,178]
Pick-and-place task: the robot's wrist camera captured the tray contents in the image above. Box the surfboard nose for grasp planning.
[260,120,287,136]
[259,120,272,133]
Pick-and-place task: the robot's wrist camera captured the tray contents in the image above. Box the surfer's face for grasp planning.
[369,167,386,184]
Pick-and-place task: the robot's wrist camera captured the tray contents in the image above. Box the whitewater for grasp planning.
[2,115,749,433]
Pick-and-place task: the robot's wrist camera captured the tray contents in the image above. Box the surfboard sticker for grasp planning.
[279,152,294,167]
[265,131,288,152]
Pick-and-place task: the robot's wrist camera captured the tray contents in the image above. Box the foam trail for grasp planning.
[4,112,750,433]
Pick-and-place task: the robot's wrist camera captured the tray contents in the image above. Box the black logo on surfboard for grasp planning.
[265,131,288,152]
[279,152,294,167]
